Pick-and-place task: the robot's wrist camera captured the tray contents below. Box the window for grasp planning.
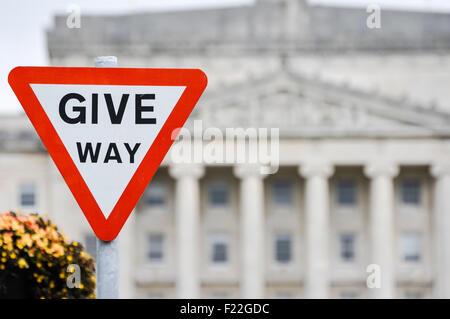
[210,291,230,299]
[148,234,164,262]
[272,180,293,207]
[275,234,292,263]
[405,291,423,299]
[208,181,230,207]
[340,291,358,299]
[19,184,36,207]
[274,291,294,299]
[339,233,356,262]
[84,234,97,260]
[147,292,165,299]
[145,182,167,206]
[337,179,357,206]
[401,179,421,205]
[210,234,229,264]
[401,232,422,262]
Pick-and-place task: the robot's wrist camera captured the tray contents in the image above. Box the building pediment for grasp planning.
[190,72,450,137]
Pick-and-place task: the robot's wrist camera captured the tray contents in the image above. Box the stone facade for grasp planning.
[2,0,450,298]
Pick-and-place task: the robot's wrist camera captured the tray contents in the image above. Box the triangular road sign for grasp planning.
[8,67,207,241]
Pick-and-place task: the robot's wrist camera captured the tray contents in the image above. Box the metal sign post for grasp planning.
[95,56,120,299]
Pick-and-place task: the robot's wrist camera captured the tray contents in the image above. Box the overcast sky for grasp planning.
[1,0,450,114]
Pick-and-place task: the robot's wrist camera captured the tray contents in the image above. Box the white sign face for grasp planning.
[31,84,185,218]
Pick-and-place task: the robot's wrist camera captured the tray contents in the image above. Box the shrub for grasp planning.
[0,211,96,299]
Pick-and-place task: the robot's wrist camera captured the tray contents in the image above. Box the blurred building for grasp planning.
[3,0,450,298]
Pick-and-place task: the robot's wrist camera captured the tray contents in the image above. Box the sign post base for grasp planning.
[96,237,119,299]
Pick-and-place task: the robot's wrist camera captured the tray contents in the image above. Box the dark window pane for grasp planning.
[340,291,358,299]
[275,291,294,299]
[147,292,165,299]
[20,184,36,207]
[402,233,421,262]
[272,181,293,206]
[209,181,229,207]
[212,242,228,263]
[405,291,423,299]
[210,292,230,299]
[340,233,355,262]
[145,182,166,206]
[337,179,356,205]
[401,179,421,205]
[275,235,292,263]
[148,234,164,261]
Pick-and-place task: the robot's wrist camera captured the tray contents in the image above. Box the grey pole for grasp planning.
[94,56,120,299]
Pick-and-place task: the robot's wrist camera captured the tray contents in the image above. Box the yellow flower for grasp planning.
[0,264,5,270]
[59,273,65,279]
[10,252,17,259]
[79,284,84,289]
[67,255,73,262]
[49,281,55,289]
[1,252,6,257]
[21,233,32,247]
[18,258,29,269]
[3,233,12,244]
[36,262,42,268]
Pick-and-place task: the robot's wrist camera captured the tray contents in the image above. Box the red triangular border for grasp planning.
[8,67,207,241]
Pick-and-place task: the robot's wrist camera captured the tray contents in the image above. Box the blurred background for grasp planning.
[2,0,450,299]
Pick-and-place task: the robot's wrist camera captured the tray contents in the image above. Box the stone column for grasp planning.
[299,162,334,299]
[234,164,265,298]
[431,163,450,298]
[169,164,204,298]
[364,163,399,299]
